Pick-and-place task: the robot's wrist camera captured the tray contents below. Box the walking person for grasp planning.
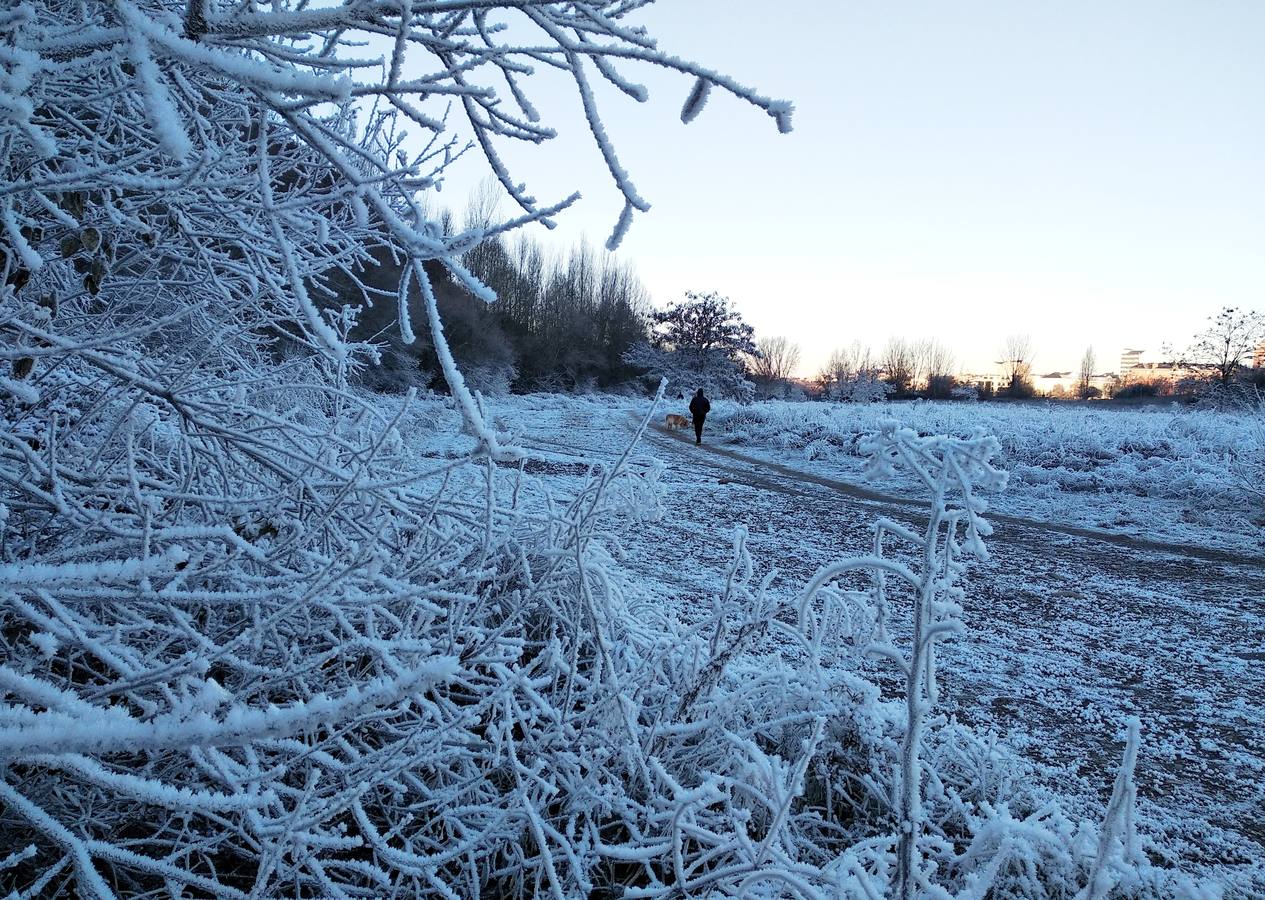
[689,388,710,445]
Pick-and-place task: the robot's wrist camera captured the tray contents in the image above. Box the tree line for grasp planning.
[324,209,652,394]
[331,185,782,399]
[332,213,1264,404]
[816,337,961,402]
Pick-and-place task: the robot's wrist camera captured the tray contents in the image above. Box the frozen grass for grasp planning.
[7,380,1239,896]
[713,399,1265,550]
[6,0,1255,890]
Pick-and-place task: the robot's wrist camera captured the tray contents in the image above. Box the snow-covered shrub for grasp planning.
[462,361,518,397]
[609,457,667,524]
[0,386,774,895]
[832,371,895,403]
[0,1,800,895]
[1229,413,1265,525]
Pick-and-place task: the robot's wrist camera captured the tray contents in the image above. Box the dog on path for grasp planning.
[665,413,690,430]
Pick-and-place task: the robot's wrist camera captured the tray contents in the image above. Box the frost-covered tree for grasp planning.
[869,338,955,397]
[0,2,795,895]
[818,341,892,403]
[752,335,801,383]
[625,291,758,399]
[998,333,1036,399]
[750,335,801,397]
[914,337,955,392]
[1187,306,1265,388]
[0,0,792,429]
[649,290,758,357]
[466,232,651,391]
[881,337,916,395]
[1078,345,1099,399]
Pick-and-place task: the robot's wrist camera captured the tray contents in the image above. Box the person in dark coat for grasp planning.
[688,388,710,445]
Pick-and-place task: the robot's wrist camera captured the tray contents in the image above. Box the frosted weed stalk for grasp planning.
[730,423,1188,897]
[860,424,1011,897]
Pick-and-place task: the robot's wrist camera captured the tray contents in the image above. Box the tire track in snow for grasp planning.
[646,419,1265,569]
[475,399,1265,871]
[632,416,1265,869]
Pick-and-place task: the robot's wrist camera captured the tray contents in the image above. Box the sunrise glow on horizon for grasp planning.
[435,0,1265,378]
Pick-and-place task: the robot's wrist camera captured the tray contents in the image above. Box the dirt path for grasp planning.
[650,420,1265,569]
[520,408,1265,867]
[621,416,1265,871]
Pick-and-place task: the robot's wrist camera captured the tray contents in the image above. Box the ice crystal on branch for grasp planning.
[0,3,793,895]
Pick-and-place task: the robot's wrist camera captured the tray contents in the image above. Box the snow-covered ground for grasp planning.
[435,391,1265,891]
[708,399,1265,556]
[10,383,1261,894]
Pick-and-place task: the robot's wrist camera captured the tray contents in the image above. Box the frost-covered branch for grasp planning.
[0,2,802,894]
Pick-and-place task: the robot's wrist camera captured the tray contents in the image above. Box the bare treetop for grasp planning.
[1188,306,1265,387]
[3,0,792,453]
[17,1,792,248]
[752,335,802,383]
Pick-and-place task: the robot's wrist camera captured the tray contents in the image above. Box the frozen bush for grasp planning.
[715,400,1265,528]
[0,0,796,894]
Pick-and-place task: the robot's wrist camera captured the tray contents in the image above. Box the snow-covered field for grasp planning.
[7,385,1264,895]
[708,399,1265,555]
[10,0,1263,893]
[467,392,1265,892]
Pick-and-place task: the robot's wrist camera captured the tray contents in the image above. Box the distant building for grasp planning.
[962,367,1117,398]
[1254,340,1265,369]
[1119,348,1145,374]
[1112,346,1220,393]
[1033,370,1113,398]
[1116,360,1215,391]
[1034,371,1074,396]
[960,371,1007,394]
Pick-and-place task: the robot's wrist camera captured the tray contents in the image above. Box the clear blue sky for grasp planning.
[435,1,1265,376]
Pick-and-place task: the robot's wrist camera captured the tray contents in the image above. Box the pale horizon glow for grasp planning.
[432,1,1265,378]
